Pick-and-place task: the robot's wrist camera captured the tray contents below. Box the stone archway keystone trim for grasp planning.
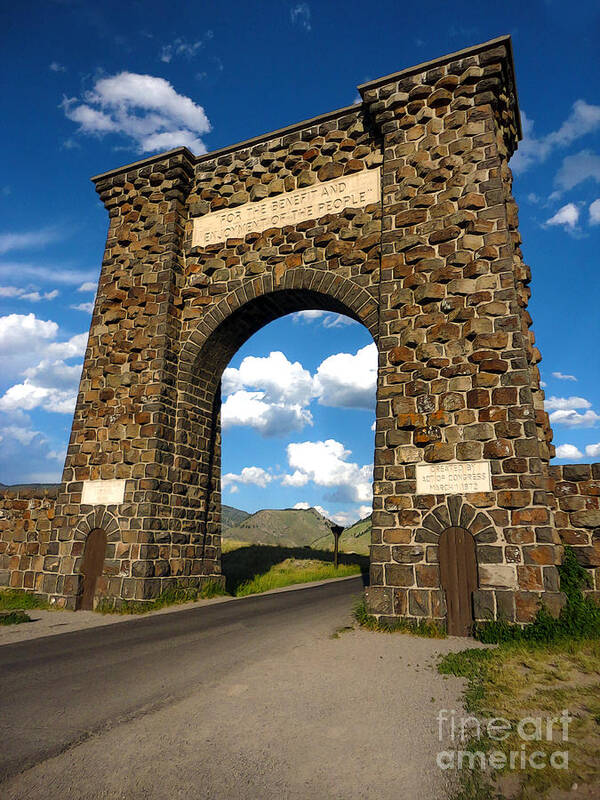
[73,508,119,542]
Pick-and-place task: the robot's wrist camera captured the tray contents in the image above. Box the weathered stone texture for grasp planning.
[2,36,581,623]
[0,488,58,593]
[549,463,600,601]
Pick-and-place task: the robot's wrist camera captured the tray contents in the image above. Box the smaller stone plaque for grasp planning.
[416,461,492,495]
[81,479,126,505]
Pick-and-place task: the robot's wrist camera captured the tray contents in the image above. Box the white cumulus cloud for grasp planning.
[0,425,44,446]
[545,203,579,230]
[544,396,591,411]
[160,32,213,63]
[314,343,377,409]
[293,310,328,322]
[220,345,376,436]
[222,466,273,491]
[555,150,600,192]
[0,286,58,302]
[282,439,373,503]
[0,313,58,355]
[556,444,583,458]
[0,314,86,414]
[0,227,64,256]
[292,500,370,527]
[223,351,314,406]
[552,371,577,382]
[0,262,96,287]
[221,390,313,437]
[511,101,600,174]
[221,351,315,437]
[546,394,600,429]
[549,409,600,428]
[590,198,600,225]
[292,501,331,519]
[585,443,600,458]
[554,444,583,459]
[71,302,94,313]
[290,3,311,30]
[62,72,211,154]
[293,310,356,329]
[0,383,76,414]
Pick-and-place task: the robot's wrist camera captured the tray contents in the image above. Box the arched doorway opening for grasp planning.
[218,309,375,572]
[439,526,478,636]
[77,528,108,610]
[175,275,380,584]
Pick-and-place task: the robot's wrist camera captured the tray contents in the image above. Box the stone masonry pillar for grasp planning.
[361,37,563,625]
[46,149,212,607]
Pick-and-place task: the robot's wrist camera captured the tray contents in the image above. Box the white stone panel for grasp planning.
[81,479,126,505]
[192,170,381,247]
[416,461,492,495]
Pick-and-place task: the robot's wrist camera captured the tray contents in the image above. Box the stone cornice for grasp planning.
[90,36,521,185]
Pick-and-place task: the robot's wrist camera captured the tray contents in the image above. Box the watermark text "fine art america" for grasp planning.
[436,709,571,771]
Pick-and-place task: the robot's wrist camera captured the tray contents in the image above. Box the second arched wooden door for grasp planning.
[77,528,108,610]
[439,526,478,637]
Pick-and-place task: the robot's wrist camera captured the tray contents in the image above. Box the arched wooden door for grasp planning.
[77,528,108,610]
[439,526,478,637]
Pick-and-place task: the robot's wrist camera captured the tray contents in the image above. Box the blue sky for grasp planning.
[0,1,599,523]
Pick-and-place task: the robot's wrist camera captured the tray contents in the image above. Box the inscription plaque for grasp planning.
[416,461,492,495]
[192,169,381,247]
[81,479,126,505]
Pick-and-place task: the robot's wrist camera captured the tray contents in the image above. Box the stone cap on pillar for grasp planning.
[88,35,522,187]
[358,35,522,157]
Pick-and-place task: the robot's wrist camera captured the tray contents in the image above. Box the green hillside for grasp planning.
[222,505,251,529]
[223,507,337,548]
[312,514,372,555]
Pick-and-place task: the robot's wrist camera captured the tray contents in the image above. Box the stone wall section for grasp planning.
[171,108,384,585]
[0,488,58,592]
[46,151,197,606]
[42,103,385,606]
[2,461,598,613]
[549,464,600,598]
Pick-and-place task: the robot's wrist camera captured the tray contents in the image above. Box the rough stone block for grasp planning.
[478,564,517,589]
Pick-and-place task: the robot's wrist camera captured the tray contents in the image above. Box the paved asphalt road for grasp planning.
[0,577,366,782]
[0,576,468,799]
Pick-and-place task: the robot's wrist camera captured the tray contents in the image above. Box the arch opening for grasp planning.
[174,283,379,583]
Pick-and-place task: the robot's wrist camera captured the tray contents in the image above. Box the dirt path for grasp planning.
[1,578,472,799]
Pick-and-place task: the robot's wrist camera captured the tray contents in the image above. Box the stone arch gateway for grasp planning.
[40,36,566,624]
[173,271,379,579]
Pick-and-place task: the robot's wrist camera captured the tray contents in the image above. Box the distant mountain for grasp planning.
[0,482,60,490]
[222,504,251,529]
[223,507,337,548]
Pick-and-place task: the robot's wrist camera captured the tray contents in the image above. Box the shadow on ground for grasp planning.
[221,545,369,595]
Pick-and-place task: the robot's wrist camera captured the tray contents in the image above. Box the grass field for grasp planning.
[235,557,361,597]
[0,609,32,625]
[221,543,368,596]
[95,580,227,615]
[438,639,600,799]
